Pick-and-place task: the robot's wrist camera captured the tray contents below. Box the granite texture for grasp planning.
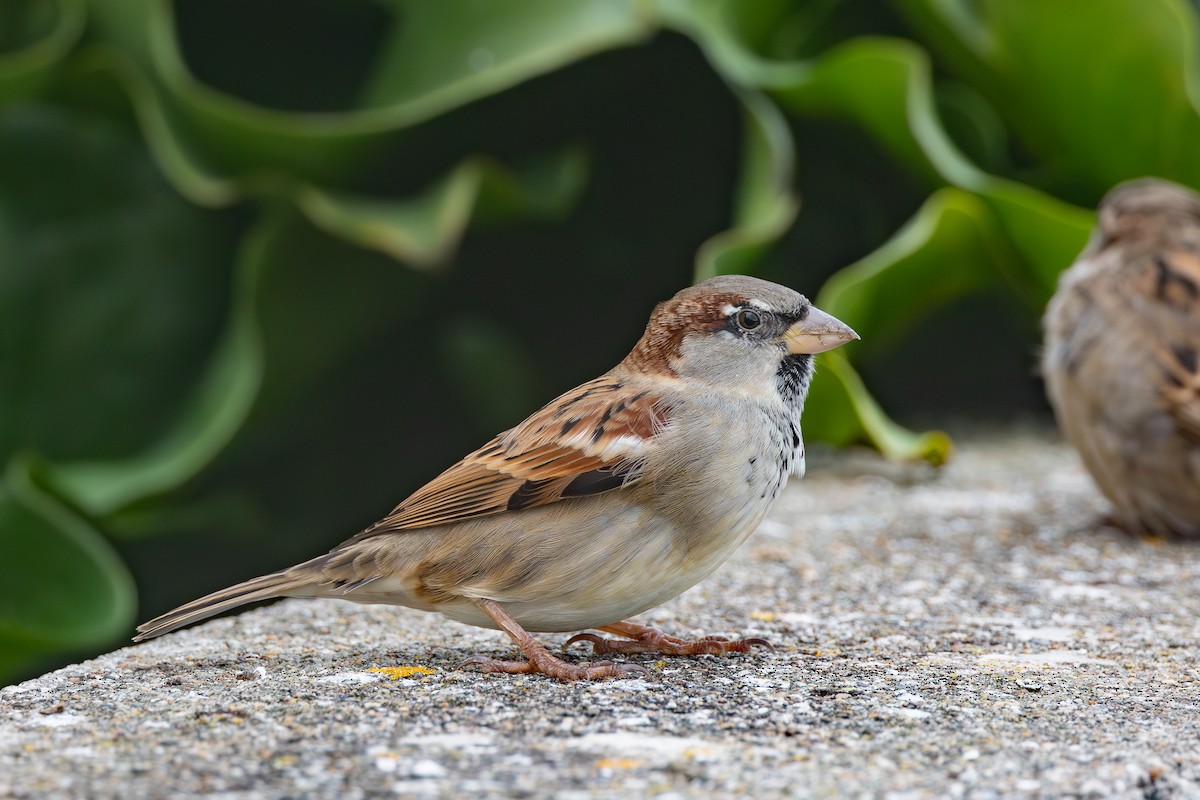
[3,429,1199,799]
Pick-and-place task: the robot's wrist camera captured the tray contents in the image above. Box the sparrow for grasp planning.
[135,275,858,679]
[1043,177,1200,539]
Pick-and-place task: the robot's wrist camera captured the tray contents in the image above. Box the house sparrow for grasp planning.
[1043,177,1200,539]
[135,275,858,679]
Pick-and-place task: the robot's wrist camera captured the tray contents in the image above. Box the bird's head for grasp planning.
[624,275,859,400]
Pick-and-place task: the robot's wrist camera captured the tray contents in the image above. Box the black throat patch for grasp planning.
[776,354,814,409]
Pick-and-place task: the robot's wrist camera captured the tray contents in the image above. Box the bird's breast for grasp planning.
[640,395,802,564]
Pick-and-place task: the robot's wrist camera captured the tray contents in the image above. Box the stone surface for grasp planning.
[3,428,1200,799]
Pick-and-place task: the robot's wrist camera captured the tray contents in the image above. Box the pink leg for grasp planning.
[461,599,647,681]
[565,620,773,656]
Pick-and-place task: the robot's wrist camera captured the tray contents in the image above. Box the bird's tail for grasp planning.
[133,568,314,642]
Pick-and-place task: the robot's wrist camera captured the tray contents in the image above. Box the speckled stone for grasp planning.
[3,428,1199,799]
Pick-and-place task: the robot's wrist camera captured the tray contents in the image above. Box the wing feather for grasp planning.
[355,376,668,538]
[1149,251,1200,443]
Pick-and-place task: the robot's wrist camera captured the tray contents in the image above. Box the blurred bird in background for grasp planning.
[1043,178,1200,539]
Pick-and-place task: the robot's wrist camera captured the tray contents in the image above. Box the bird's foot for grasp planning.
[460,653,647,681]
[565,623,773,656]
[464,598,649,681]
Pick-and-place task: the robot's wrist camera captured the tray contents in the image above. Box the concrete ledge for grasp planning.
[3,430,1200,798]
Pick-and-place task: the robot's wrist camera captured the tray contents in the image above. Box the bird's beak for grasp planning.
[782,307,859,355]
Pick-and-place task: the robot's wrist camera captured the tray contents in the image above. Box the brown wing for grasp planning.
[356,376,669,537]
[1144,250,1200,443]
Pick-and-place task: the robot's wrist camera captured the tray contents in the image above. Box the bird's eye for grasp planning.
[735,308,761,331]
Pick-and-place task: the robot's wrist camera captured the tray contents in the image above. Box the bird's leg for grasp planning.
[565,620,773,656]
[460,599,647,681]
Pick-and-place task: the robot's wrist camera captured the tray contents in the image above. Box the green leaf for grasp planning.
[0,0,85,105]
[768,33,1096,302]
[656,0,813,87]
[296,147,589,268]
[981,183,1093,304]
[657,12,970,460]
[817,188,1016,344]
[897,0,1200,195]
[653,14,1105,461]
[0,456,135,683]
[84,0,651,191]
[363,0,654,115]
[933,82,1008,174]
[806,352,952,465]
[73,46,240,206]
[52,203,448,527]
[47,141,586,514]
[54,206,424,520]
[695,88,798,280]
[48,217,269,514]
[770,35,1096,305]
[473,146,590,225]
[771,36,979,187]
[0,104,233,465]
[296,167,486,270]
[802,188,1011,461]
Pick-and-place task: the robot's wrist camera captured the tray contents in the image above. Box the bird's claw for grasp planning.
[564,632,611,653]
[741,637,775,652]
[460,653,646,681]
[566,627,774,656]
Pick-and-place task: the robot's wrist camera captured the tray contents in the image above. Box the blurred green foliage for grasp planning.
[2,0,1197,683]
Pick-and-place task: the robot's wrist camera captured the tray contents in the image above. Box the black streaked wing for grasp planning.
[1152,250,1200,442]
[354,376,668,537]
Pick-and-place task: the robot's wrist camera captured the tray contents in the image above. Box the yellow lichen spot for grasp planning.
[367,665,435,679]
[652,660,668,670]
[750,610,775,622]
[811,649,843,658]
[595,758,641,770]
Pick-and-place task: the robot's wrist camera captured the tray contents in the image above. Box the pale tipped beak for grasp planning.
[782,306,859,355]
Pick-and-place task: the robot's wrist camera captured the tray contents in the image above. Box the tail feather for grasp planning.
[133,570,311,641]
